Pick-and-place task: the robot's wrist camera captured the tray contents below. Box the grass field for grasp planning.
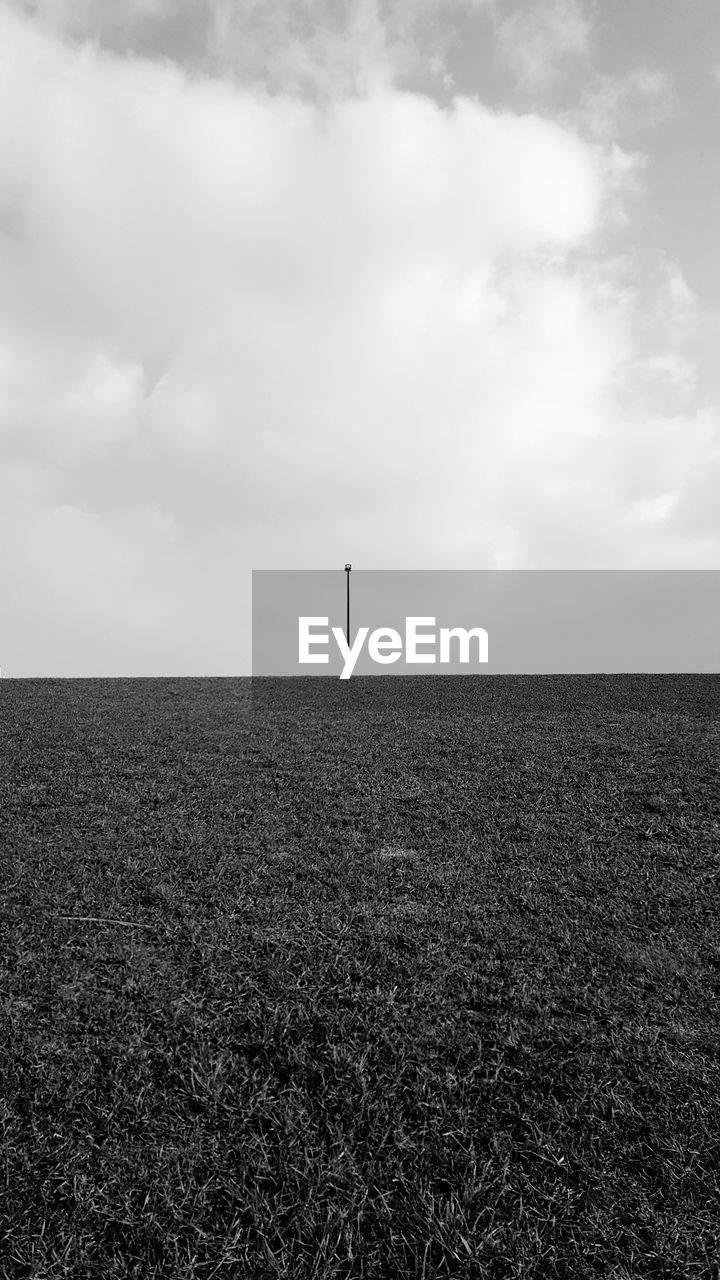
[1,674,719,1279]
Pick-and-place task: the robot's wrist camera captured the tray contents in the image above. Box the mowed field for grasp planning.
[1,675,719,1279]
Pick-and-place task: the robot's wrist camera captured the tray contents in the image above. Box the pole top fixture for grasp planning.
[345,563,352,571]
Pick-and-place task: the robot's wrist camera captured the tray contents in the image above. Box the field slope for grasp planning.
[1,675,719,1278]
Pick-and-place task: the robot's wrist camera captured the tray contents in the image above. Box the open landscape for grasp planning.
[1,674,719,1279]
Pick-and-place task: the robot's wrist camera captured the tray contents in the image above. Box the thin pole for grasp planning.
[345,563,352,645]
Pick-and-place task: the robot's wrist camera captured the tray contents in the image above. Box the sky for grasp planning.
[0,0,719,675]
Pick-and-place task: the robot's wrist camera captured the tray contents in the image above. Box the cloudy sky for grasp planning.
[1,0,719,675]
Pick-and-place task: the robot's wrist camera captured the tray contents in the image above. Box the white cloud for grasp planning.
[624,490,678,526]
[0,338,146,458]
[0,3,717,674]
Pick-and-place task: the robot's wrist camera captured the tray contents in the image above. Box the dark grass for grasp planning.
[1,674,719,1279]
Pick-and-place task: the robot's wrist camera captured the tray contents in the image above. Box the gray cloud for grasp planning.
[494,0,591,93]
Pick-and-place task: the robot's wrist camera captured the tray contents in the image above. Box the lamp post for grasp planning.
[344,563,352,646]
